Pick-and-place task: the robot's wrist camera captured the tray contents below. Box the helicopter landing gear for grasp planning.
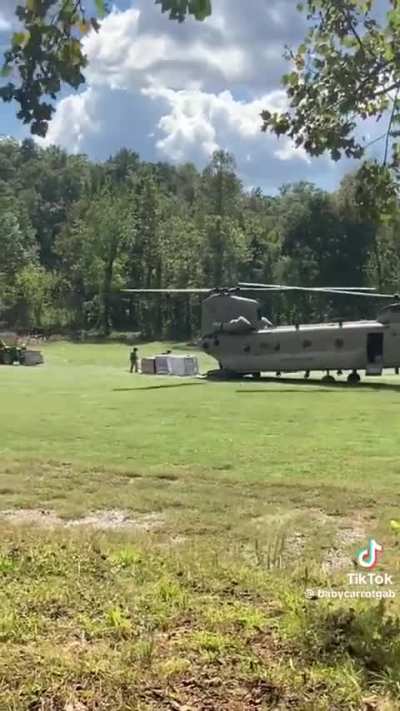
[206,369,242,380]
[347,370,361,385]
[321,370,335,384]
[304,370,310,379]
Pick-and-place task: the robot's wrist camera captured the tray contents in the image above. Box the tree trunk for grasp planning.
[101,253,116,335]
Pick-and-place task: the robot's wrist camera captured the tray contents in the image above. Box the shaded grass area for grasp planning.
[1,343,400,708]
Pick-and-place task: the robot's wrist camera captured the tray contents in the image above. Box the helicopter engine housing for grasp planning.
[201,292,261,337]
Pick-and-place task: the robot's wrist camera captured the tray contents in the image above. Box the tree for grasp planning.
[262,1,400,161]
[65,189,135,334]
[334,172,379,285]
[261,0,400,217]
[201,151,244,286]
[14,264,57,329]
[1,0,211,137]
[0,196,36,276]
[273,181,375,321]
[0,137,393,336]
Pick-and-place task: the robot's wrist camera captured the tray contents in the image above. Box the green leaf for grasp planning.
[12,32,28,48]
[25,0,40,12]
[95,0,107,19]
[390,519,400,533]
[189,0,212,21]
[79,20,91,34]
[156,0,211,22]
[0,65,12,78]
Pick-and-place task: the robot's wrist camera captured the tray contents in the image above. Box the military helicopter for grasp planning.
[123,283,400,383]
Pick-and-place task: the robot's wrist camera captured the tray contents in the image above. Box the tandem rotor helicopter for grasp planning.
[123,283,400,384]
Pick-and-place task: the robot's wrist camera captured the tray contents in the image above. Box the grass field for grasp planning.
[1,341,400,709]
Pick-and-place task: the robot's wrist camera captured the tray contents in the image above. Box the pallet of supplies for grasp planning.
[141,357,156,375]
[166,355,199,376]
[155,356,170,375]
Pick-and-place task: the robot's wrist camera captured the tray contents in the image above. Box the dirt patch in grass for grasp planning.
[322,513,368,572]
[0,509,62,528]
[139,674,289,710]
[0,508,165,531]
[286,531,306,558]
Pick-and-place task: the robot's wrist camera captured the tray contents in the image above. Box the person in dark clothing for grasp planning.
[130,347,139,373]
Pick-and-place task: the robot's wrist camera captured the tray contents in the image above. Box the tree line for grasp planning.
[0,138,399,339]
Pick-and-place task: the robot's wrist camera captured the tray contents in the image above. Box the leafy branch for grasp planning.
[262,0,400,219]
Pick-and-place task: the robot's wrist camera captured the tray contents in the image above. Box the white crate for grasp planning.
[155,356,170,375]
[168,356,198,376]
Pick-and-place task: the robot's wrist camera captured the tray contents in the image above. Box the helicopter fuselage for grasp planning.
[122,285,400,378]
[202,318,400,376]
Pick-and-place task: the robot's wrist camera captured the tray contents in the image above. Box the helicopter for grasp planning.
[122,283,400,384]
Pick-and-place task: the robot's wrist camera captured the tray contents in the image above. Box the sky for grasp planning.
[0,0,386,194]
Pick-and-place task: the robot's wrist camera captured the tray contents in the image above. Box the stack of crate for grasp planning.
[141,354,199,376]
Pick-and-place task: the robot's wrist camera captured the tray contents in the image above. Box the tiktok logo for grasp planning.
[356,539,383,569]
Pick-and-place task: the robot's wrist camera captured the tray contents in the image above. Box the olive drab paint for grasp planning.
[201,294,400,377]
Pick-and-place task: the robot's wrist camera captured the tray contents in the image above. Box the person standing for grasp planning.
[130,347,139,373]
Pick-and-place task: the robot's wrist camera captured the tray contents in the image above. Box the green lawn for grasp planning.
[2,341,400,484]
[1,342,400,709]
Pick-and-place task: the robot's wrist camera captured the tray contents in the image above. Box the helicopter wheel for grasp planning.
[347,370,361,385]
[321,371,336,384]
[206,369,242,380]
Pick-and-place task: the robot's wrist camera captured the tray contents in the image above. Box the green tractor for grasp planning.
[0,338,27,365]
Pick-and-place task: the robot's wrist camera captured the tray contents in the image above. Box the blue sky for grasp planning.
[0,0,386,193]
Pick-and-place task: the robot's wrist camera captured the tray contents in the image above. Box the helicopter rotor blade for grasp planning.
[238,282,376,292]
[270,287,395,298]
[237,283,396,298]
[122,288,211,294]
[122,285,399,299]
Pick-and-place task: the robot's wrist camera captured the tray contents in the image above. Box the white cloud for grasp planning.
[39,0,347,191]
[0,16,11,31]
[143,85,309,166]
[81,7,250,91]
[41,89,102,155]
[0,0,18,31]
